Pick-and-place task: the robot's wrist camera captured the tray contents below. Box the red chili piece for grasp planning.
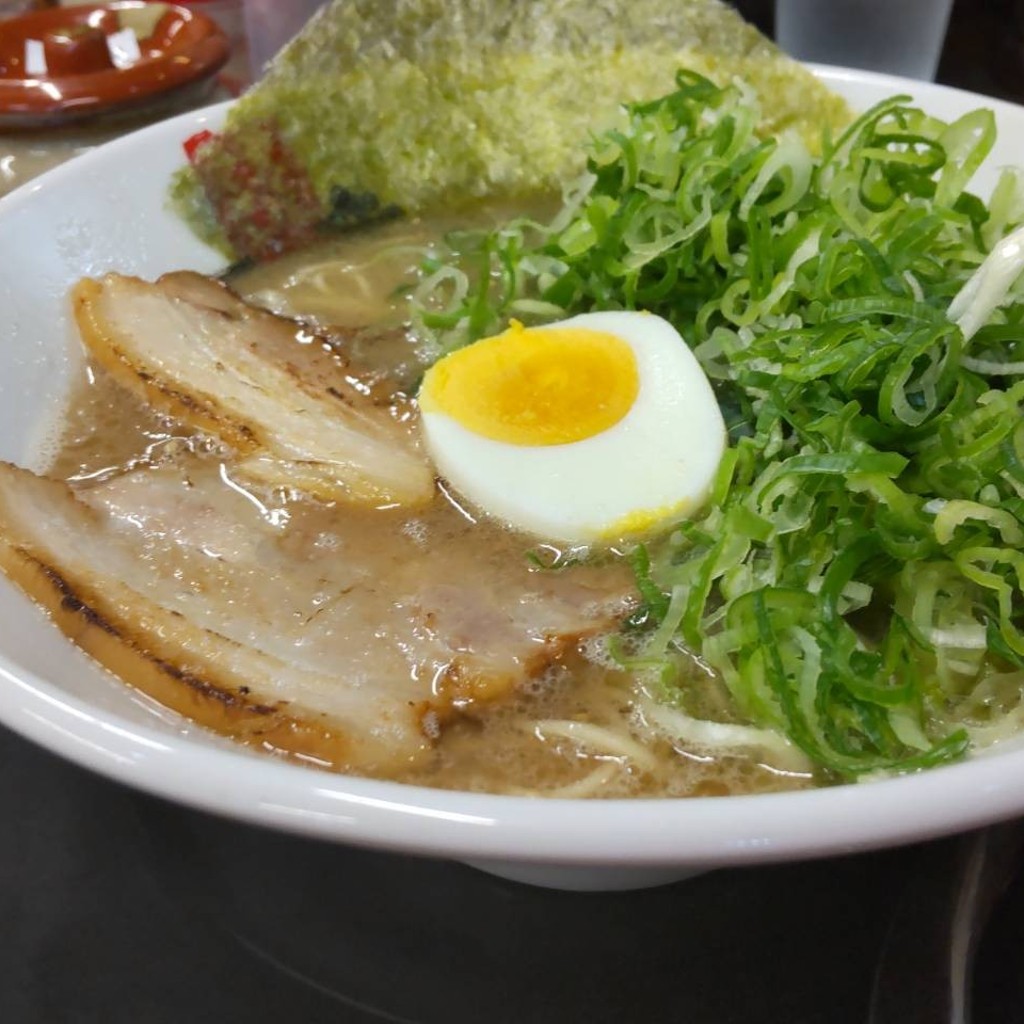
[183,129,216,163]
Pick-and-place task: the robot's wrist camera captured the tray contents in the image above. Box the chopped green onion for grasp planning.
[409,73,1024,779]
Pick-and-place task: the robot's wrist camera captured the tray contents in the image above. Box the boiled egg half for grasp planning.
[417,311,727,543]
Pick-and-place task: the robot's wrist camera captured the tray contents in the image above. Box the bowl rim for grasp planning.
[2,65,1024,869]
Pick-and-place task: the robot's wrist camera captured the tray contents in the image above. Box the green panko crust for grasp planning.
[176,0,851,259]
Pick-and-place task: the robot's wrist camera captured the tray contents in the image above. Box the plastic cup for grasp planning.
[243,0,327,78]
[775,0,955,81]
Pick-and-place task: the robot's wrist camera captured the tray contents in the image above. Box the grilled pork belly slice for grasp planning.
[72,272,434,507]
[0,460,634,773]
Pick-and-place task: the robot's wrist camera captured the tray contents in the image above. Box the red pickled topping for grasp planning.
[183,129,216,163]
[191,119,324,261]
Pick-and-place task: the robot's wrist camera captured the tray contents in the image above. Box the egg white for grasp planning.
[419,311,727,543]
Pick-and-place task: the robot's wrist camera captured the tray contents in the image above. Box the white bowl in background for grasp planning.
[1,68,1023,891]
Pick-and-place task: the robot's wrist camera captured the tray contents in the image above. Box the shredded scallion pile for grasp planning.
[411,71,1024,778]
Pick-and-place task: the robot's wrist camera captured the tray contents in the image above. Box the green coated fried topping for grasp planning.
[171,0,848,260]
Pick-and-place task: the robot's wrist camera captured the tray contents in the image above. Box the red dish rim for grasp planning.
[0,1,229,121]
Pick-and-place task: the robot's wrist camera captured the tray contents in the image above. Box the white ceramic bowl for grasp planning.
[2,68,1024,892]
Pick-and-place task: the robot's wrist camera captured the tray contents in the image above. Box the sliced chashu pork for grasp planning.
[0,460,634,773]
[72,272,434,507]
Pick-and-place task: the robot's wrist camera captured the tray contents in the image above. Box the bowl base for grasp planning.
[462,858,710,890]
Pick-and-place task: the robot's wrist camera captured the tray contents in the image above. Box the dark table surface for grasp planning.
[4,722,1024,1024]
[5,2,1024,1021]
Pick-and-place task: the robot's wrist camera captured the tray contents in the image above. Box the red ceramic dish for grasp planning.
[0,2,229,128]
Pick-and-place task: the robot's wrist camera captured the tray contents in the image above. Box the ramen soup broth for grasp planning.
[47,212,816,798]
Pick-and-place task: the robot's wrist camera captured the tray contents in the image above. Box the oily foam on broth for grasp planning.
[417,311,728,544]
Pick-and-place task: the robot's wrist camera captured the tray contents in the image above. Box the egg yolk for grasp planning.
[419,321,640,446]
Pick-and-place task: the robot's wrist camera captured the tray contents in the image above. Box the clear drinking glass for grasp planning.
[775,0,955,81]
[243,0,327,78]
